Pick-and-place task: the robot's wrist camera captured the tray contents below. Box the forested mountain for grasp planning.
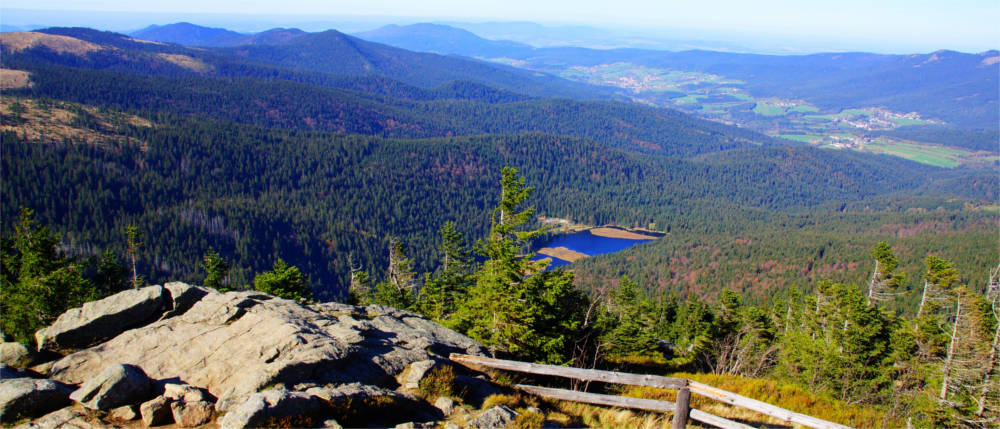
[1,26,995,305]
[355,23,532,58]
[0,32,781,156]
[131,22,249,47]
[354,23,999,129]
[131,23,309,47]
[2,95,993,303]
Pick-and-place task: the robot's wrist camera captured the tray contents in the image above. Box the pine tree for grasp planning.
[347,252,372,305]
[597,276,657,356]
[254,258,311,301]
[0,208,94,345]
[92,249,128,297]
[418,221,474,321]
[124,224,144,289]
[451,167,586,363]
[867,241,906,305]
[201,246,231,291]
[369,237,417,310]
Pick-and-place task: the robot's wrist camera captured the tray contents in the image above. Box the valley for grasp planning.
[488,58,998,168]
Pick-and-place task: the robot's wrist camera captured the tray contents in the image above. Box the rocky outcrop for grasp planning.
[35,285,168,352]
[15,283,493,428]
[69,363,155,410]
[0,377,72,422]
[49,290,485,411]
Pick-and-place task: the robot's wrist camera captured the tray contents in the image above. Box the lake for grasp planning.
[532,228,659,269]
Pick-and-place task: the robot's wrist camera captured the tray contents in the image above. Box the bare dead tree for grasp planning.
[975,264,1000,418]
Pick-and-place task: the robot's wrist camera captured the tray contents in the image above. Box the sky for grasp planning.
[2,0,998,53]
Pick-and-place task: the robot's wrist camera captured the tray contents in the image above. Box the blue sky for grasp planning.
[2,0,998,53]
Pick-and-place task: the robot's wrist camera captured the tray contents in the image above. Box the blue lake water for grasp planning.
[532,229,655,268]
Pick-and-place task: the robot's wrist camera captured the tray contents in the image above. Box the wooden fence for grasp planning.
[450,354,852,429]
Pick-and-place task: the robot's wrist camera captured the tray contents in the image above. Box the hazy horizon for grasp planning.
[1,1,998,55]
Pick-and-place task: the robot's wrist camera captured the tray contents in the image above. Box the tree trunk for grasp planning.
[867,259,879,304]
[917,281,929,318]
[130,253,138,289]
[940,296,963,400]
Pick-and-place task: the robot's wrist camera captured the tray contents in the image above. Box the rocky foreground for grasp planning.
[0,283,523,428]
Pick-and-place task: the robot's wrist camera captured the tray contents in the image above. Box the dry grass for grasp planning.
[590,227,658,240]
[417,366,459,400]
[156,53,212,73]
[554,401,674,428]
[1,69,32,89]
[537,246,590,262]
[622,372,894,428]
[0,32,103,55]
[1,96,152,148]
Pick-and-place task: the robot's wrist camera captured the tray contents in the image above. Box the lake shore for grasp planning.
[589,227,659,240]
[537,246,589,262]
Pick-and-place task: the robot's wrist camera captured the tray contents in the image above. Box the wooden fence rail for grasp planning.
[516,384,753,429]
[450,354,852,429]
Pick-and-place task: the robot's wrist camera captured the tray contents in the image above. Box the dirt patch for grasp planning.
[0,32,102,56]
[0,69,32,89]
[982,56,1000,66]
[589,227,658,240]
[538,247,589,262]
[156,53,211,73]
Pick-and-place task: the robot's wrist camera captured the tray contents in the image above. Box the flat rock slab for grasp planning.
[48,291,486,411]
[36,285,167,352]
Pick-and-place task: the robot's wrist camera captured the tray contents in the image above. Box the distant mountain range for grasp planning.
[353,23,999,129]
[131,22,308,47]
[125,22,998,129]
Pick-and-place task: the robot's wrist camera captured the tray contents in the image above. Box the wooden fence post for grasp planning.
[672,385,691,429]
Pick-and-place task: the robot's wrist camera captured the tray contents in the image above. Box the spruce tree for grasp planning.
[867,241,906,305]
[0,208,94,345]
[597,276,657,356]
[451,167,587,363]
[418,221,474,321]
[201,246,231,291]
[371,237,417,310]
[254,258,311,301]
